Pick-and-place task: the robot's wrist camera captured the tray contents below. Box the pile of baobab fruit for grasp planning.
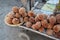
[5,6,60,38]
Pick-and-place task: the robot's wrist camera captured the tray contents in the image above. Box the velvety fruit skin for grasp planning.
[21,13,27,17]
[29,17,35,23]
[28,11,35,17]
[37,14,47,21]
[7,12,15,19]
[12,6,19,13]
[12,18,19,24]
[38,14,44,21]
[31,24,36,30]
[32,24,40,30]
[24,17,29,22]
[35,16,39,22]
[56,14,60,23]
[32,22,41,30]
[19,7,27,17]
[35,22,41,28]
[19,17,24,23]
[46,29,53,35]
[15,13,21,18]
[19,7,26,15]
[25,22,32,28]
[32,24,38,30]
[39,27,44,32]
[49,16,56,25]
[41,20,48,28]
[47,24,53,29]
[53,25,60,33]
[6,17,12,24]
[54,32,60,38]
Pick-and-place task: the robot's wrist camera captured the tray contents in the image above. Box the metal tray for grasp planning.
[19,26,60,40]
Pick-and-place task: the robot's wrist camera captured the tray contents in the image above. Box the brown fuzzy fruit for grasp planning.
[24,17,29,22]
[32,22,41,30]
[37,14,46,21]
[15,13,21,18]
[35,22,41,28]
[53,25,60,32]
[6,17,12,24]
[19,7,26,15]
[35,16,39,22]
[12,6,19,13]
[7,12,15,19]
[28,11,35,17]
[19,17,24,23]
[32,24,40,30]
[54,32,60,38]
[29,17,35,23]
[39,27,44,32]
[46,29,53,35]
[35,24,41,30]
[32,24,36,30]
[47,24,53,29]
[49,16,56,25]
[21,13,27,17]
[56,14,60,23]
[41,20,48,28]
[25,22,32,28]
[12,18,19,24]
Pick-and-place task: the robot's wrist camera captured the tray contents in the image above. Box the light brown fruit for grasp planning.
[24,17,29,22]
[12,6,19,13]
[37,14,46,21]
[53,25,60,32]
[46,29,53,35]
[47,24,53,29]
[54,32,60,38]
[56,14,60,23]
[28,11,35,17]
[21,13,27,17]
[6,17,12,24]
[35,24,41,30]
[35,16,39,22]
[19,7,26,15]
[32,24,36,30]
[41,20,48,28]
[15,13,21,18]
[19,17,24,23]
[12,18,20,24]
[29,17,35,23]
[35,22,41,28]
[32,22,41,30]
[39,27,44,32]
[49,16,56,25]
[32,24,40,30]
[25,22,32,28]
[7,12,15,18]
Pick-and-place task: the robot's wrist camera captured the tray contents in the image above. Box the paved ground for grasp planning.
[0,0,52,40]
